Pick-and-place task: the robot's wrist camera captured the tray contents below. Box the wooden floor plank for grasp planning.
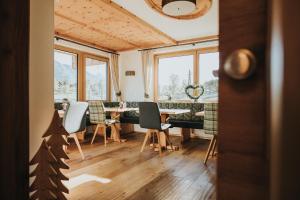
[64,132,216,200]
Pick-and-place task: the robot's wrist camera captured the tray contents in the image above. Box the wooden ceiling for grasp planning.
[54,0,177,52]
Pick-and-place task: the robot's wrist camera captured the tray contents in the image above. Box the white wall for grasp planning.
[29,0,54,158]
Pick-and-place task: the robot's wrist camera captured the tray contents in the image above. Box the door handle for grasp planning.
[224,49,256,80]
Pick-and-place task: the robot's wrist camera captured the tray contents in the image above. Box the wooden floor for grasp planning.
[64,132,216,200]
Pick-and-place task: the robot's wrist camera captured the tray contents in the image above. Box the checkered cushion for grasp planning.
[204,103,218,135]
[88,101,106,124]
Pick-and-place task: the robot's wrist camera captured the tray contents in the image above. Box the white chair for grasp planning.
[63,102,88,160]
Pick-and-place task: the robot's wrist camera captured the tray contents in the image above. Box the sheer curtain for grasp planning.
[110,54,122,101]
[141,50,153,101]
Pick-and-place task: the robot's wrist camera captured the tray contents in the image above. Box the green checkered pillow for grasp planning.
[204,103,218,135]
[88,101,106,124]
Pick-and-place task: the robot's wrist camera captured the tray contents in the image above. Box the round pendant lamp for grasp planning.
[162,0,197,16]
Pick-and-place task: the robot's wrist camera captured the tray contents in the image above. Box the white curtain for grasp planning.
[141,50,153,101]
[110,54,122,101]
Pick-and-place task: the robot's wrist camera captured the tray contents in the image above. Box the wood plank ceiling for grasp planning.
[54,0,177,52]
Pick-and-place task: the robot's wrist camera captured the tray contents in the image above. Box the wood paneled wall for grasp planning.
[0,0,29,199]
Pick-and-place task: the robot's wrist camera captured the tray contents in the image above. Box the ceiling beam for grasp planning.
[118,35,219,52]
[54,32,117,53]
[177,35,219,45]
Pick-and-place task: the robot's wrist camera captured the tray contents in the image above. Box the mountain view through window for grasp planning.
[85,58,107,100]
[54,50,78,102]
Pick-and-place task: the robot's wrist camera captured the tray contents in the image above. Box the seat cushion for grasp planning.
[105,119,117,125]
[168,120,203,129]
[161,123,171,130]
[120,117,140,124]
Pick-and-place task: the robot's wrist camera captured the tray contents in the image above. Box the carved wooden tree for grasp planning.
[29,140,57,200]
[43,111,70,200]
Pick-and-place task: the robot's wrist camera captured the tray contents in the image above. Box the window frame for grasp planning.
[54,48,79,102]
[54,45,111,102]
[197,47,219,88]
[83,54,111,101]
[154,47,219,101]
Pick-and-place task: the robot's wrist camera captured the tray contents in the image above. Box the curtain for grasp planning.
[110,54,122,101]
[141,50,153,101]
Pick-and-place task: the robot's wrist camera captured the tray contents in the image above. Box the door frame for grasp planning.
[2,0,300,199]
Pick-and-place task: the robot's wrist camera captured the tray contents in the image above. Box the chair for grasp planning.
[89,101,119,146]
[63,102,88,160]
[203,103,218,165]
[139,102,173,155]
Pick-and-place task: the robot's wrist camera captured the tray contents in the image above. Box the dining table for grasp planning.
[158,109,190,148]
[58,107,138,142]
[104,107,138,141]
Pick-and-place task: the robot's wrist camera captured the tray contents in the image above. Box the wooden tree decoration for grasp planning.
[29,140,57,200]
[43,111,70,200]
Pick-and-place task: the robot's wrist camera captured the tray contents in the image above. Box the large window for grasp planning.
[198,52,219,100]
[157,55,194,101]
[54,46,110,102]
[54,50,78,102]
[155,47,219,101]
[85,57,108,100]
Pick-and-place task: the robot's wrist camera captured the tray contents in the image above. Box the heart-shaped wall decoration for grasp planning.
[185,84,204,102]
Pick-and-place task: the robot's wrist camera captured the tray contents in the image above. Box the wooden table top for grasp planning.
[58,107,138,118]
[159,109,190,115]
[58,108,189,118]
[195,111,205,116]
[104,107,138,113]
[135,108,190,115]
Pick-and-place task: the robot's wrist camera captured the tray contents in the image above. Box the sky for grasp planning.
[158,52,219,86]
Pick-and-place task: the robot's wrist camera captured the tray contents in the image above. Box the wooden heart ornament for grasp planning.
[185,85,204,101]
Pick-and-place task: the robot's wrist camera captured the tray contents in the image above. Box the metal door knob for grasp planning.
[224,49,256,80]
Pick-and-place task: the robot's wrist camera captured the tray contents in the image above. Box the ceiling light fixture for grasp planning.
[162,0,197,16]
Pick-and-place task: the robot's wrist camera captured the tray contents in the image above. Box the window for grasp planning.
[85,57,108,101]
[154,47,219,101]
[198,52,219,100]
[54,50,78,102]
[157,54,194,101]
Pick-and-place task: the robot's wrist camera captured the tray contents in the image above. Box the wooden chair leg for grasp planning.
[164,131,173,151]
[156,131,162,156]
[91,124,99,144]
[204,135,216,165]
[141,130,150,152]
[104,126,107,147]
[211,136,217,157]
[73,134,85,160]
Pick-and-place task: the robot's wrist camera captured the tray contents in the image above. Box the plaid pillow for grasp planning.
[204,103,218,135]
[88,101,106,124]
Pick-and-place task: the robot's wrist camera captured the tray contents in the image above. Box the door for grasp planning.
[0,0,30,199]
[269,0,300,199]
[218,0,269,199]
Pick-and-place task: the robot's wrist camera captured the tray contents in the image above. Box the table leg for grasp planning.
[159,114,169,148]
[110,112,126,142]
[181,128,191,143]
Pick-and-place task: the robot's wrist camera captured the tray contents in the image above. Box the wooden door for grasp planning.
[0,0,30,199]
[218,0,269,199]
[269,0,300,199]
